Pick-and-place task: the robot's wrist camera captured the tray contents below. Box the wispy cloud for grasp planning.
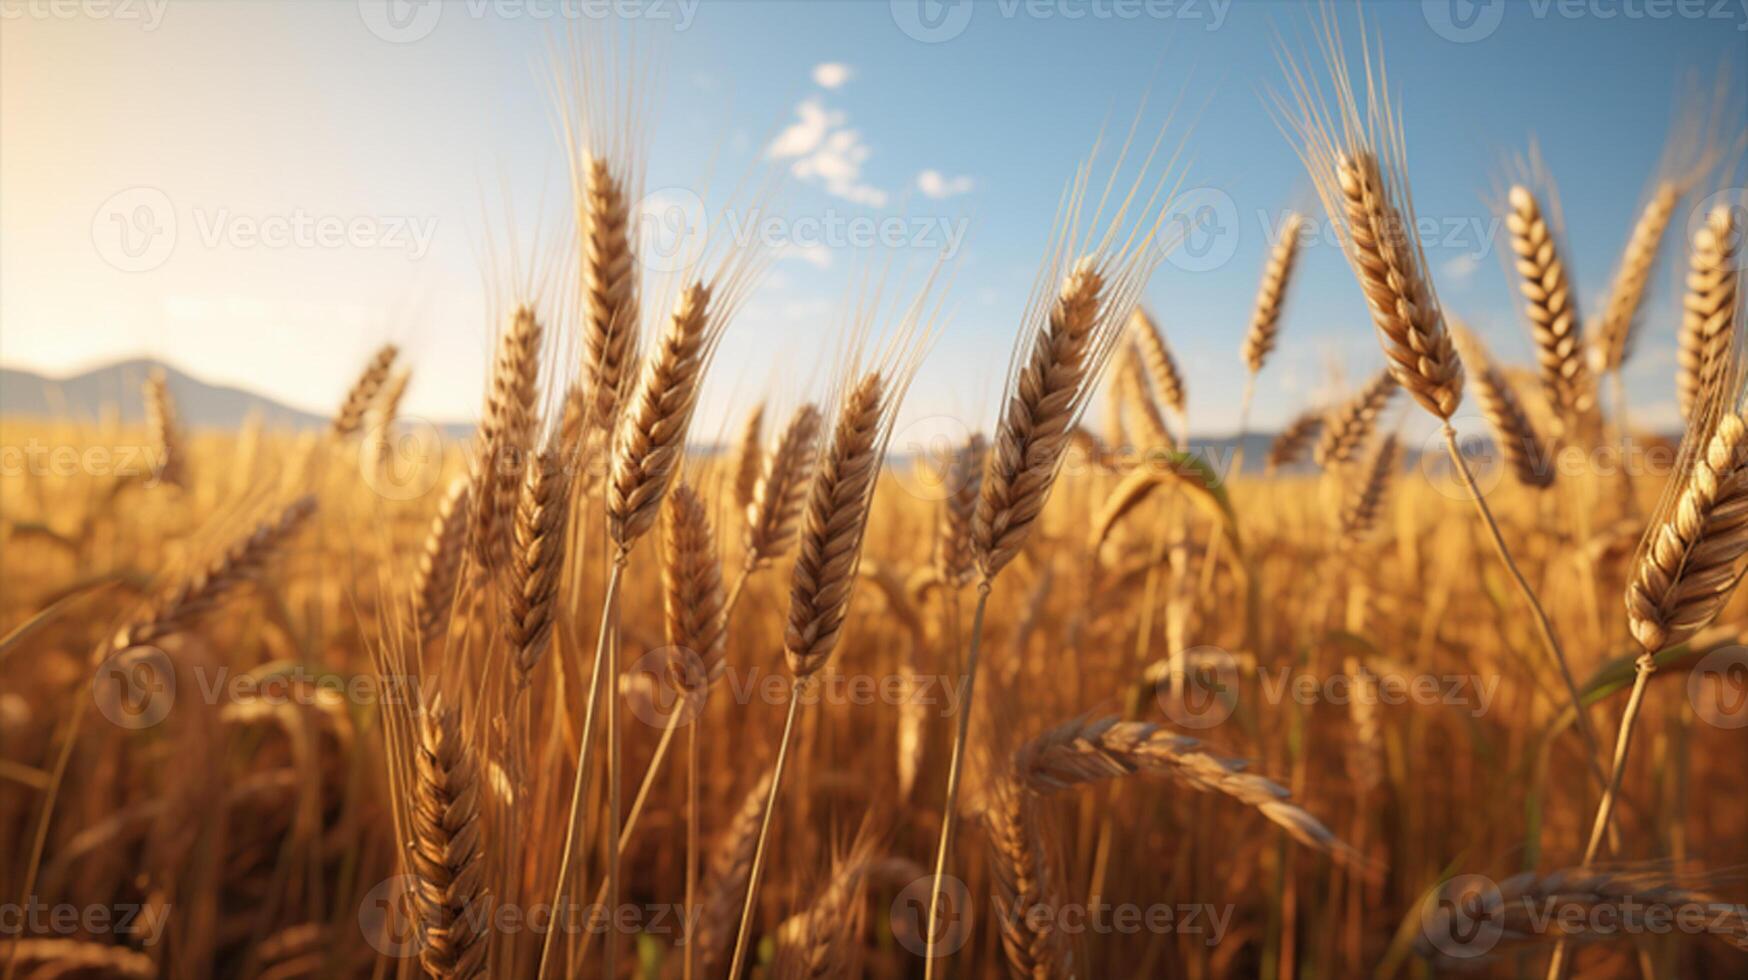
[917,169,974,199]
[812,62,852,89]
[768,97,886,207]
[1440,254,1480,284]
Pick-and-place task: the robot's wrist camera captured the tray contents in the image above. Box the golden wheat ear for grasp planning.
[330,344,399,439]
[1450,323,1555,490]
[1504,180,1594,435]
[1274,15,1463,421]
[1677,205,1741,423]
[142,367,186,488]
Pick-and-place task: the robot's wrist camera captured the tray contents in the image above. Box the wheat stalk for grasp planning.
[1677,205,1740,423]
[771,832,879,980]
[410,696,489,980]
[693,772,774,977]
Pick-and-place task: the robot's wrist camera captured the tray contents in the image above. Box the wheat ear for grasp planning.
[1506,186,1594,430]
[331,343,399,439]
[1596,182,1681,375]
[469,307,543,570]
[1337,434,1398,541]
[1315,369,1396,470]
[743,403,824,570]
[731,401,767,512]
[608,282,718,551]
[935,432,987,589]
[1266,409,1324,475]
[1118,340,1175,453]
[771,832,880,980]
[693,772,775,977]
[106,495,317,656]
[1129,306,1187,421]
[140,368,186,489]
[984,771,1074,979]
[580,153,640,428]
[415,477,471,643]
[410,696,489,980]
[1453,327,1554,490]
[1243,212,1304,376]
[1677,205,1740,422]
[505,449,570,682]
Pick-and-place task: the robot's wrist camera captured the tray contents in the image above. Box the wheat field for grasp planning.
[4,14,1748,980]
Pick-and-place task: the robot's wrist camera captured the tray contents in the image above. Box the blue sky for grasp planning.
[4,0,1744,439]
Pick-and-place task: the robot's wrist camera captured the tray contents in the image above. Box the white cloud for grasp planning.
[780,242,833,269]
[768,98,886,208]
[917,169,974,199]
[1440,254,1480,284]
[812,63,852,89]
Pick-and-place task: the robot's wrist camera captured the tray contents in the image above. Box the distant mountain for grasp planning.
[1,358,330,430]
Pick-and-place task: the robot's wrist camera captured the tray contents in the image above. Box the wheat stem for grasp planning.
[922,580,991,979]
[725,684,805,980]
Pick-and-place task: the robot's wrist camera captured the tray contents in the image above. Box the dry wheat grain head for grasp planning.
[935,432,987,588]
[1266,407,1324,474]
[331,344,399,439]
[663,481,727,696]
[1678,204,1741,423]
[1337,433,1398,541]
[731,401,767,512]
[415,477,471,644]
[1505,182,1594,429]
[1243,212,1305,376]
[974,126,1186,581]
[1129,306,1186,419]
[506,447,572,682]
[1451,324,1554,489]
[1628,286,1748,652]
[142,367,186,489]
[1315,368,1396,470]
[783,283,938,678]
[744,403,824,570]
[1276,15,1464,419]
[410,695,489,980]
